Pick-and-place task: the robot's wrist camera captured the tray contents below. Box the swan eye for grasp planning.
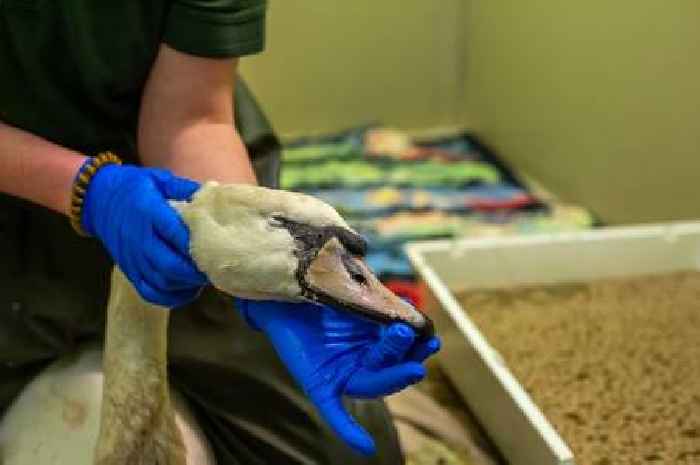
[350,271,367,285]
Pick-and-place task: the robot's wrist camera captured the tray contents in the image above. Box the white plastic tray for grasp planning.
[405,222,700,465]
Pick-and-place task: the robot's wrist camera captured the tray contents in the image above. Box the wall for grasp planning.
[242,1,700,224]
[240,1,467,138]
[462,1,700,224]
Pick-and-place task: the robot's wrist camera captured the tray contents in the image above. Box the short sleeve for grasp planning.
[163,0,266,58]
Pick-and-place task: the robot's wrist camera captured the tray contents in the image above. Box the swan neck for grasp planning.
[94,268,185,465]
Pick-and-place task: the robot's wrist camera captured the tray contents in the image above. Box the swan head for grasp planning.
[174,182,433,338]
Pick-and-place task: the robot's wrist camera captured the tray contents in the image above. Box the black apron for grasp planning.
[0,80,402,465]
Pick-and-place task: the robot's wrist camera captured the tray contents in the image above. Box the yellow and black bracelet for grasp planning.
[69,151,123,237]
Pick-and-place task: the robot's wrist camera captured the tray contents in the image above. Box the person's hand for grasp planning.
[235,298,441,455]
[81,164,207,307]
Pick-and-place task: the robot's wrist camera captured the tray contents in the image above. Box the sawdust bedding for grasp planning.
[458,271,700,465]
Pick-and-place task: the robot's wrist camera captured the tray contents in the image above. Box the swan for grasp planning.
[0,181,432,465]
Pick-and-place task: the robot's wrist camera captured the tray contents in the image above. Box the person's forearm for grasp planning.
[137,45,257,185]
[0,121,86,215]
[138,120,257,185]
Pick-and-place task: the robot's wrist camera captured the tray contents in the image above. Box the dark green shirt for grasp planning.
[0,0,266,161]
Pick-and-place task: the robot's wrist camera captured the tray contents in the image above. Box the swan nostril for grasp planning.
[341,253,369,285]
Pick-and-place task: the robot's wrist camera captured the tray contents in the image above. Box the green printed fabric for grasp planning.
[282,160,501,190]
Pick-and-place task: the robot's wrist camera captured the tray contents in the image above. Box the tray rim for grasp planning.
[405,221,700,465]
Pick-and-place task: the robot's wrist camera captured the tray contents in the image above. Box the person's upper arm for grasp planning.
[143,0,268,129]
[163,0,267,58]
[140,44,238,129]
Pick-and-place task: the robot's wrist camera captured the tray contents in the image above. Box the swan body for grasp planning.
[0,347,214,465]
[0,182,432,465]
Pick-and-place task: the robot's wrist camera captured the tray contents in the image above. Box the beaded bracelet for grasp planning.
[69,152,122,237]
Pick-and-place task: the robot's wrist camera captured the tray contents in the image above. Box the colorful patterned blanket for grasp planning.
[282,127,593,280]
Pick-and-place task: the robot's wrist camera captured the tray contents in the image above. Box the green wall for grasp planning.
[462,1,700,224]
[242,1,700,224]
[240,1,466,137]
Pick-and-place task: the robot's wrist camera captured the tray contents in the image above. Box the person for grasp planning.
[0,2,439,464]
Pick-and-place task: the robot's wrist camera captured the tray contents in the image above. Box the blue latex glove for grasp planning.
[81,164,207,307]
[235,298,441,456]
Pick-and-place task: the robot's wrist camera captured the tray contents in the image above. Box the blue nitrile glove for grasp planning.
[81,164,207,308]
[235,298,441,456]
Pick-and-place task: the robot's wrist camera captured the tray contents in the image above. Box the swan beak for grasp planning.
[303,238,434,338]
